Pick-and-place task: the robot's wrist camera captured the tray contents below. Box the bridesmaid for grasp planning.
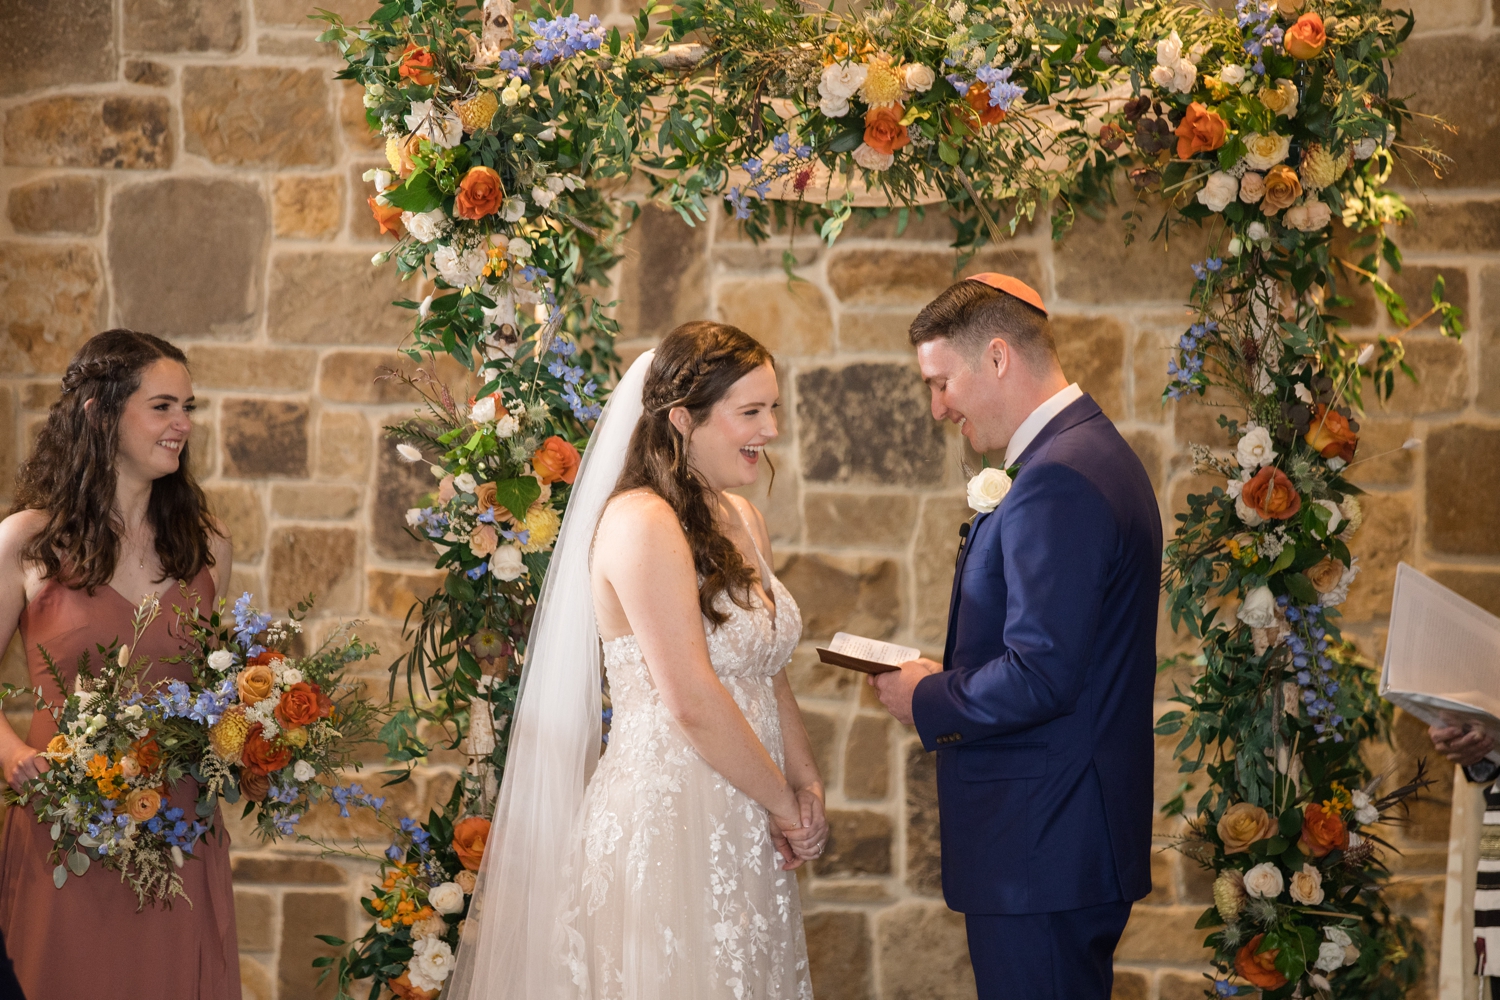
[0,330,240,999]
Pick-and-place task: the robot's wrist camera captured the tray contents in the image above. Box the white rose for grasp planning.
[1288,863,1324,905]
[1353,137,1378,160]
[1351,791,1378,825]
[1237,586,1278,629]
[1242,133,1292,171]
[428,881,466,915]
[819,93,851,118]
[207,650,236,673]
[1220,63,1246,85]
[1266,78,1299,118]
[453,472,478,494]
[966,468,1013,514]
[1246,221,1269,241]
[292,759,316,782]
[490,545,526,581]
[402,208,449,244]
[851,143,894,171]
[281,667,303,685]
[1313,499,1343,535]
[531,186,556,209]
[507,237,532,259]
[405,507,423,527]
[1196,171,1239,212]
[494,414,519,439]
[404,101,464,148]
[1284,200,1332,232]
[1324,927,1352,947]
[1171,59,1196,94]
[470,395,497,423]
[1320,557,1360,607]
[903,63,935,92]
[1243,861,1284,899]
[411,935,455,986]
[434,244,487,288]
[501,196,526,222]
[1149,63,1175,89]
[544,176,566,194]
[819,61,868,101]
[1236,425,1277,470]
[1155,31,1183,67]
[1228,472,1265,527]
[1315,940,1346,972]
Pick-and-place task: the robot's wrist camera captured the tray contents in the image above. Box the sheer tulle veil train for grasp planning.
[446,349,654,1000]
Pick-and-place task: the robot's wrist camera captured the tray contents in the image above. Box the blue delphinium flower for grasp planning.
[974,66,1025,109]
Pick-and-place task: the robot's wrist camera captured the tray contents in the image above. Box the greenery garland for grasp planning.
[313,0,1462,996]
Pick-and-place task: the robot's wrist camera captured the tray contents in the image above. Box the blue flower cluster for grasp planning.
[1235,0,1284,76]
[1280,597,1347,742]
[726,156,776,223]
[385,816,434,860]
[495,49,531,81]
[974,66,1025,109]
[944,73,970,96]
[771,133,811,159]
[524,14,605,65]
[1165,320,1215,400]
[548,351,600,420]
[155,677,237,726]
[1190,257,1223,281]
[330,782,387,819]
[233,592,272,657]
[145,806,208,853]
[413,508,449,540]
[517,264,549,284]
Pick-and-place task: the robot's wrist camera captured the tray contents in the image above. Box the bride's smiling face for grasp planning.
[674,362,780,492]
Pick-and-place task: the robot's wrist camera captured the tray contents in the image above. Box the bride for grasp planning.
[449,321,828,999]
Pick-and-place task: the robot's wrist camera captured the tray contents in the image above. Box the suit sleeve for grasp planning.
[912,461,1116,750]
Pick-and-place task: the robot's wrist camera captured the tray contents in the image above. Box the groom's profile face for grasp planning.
[916,336,1010,454]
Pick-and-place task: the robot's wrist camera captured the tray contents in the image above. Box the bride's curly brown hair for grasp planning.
[613,321,775,627]
[10,330,218,594]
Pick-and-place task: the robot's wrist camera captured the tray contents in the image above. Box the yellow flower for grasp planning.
[455,91,499,132]
[858,57,904,107]
[1299,145,1343,190]
[44,734,73,760]
[209,708,251,763]
[282,726,309,748]
[520,504,561,553]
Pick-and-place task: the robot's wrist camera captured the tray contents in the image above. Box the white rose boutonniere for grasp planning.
[966,466,1014,514]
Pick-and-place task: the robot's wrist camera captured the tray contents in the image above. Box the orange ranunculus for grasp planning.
[455,166,504,220]
[239,769,270,802]
[1241,466,1302,521]
[1304,404,1359,462]
[242,723,292,776]
[130,735,162,771]
[965,84,1006,126]
[248,649,287,667]
[532,436,581,485]
[237,664,276,706]
[274,682,332,729]
[1174,102,1227,159]
[1235,934,1288,989]
[452,816,493,871]
[398,43,438,86]
[1285,12,1327,60]
[389,971,440,1000]
[125,787,162,823]
[1299,801,1348,857]
[862,105,910,156]
[369,197,405,237]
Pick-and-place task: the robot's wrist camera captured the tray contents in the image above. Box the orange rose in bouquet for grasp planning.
[242,723,292,776]
[398,43,438,85]
[452,816,493,871]
[965,84,1006,126]
[1304,404,1359,462]
[455,166,504,220]
[274,682,334,729]
[390,971,440,1000]
[1174,102,1227,159]
[369,198,405,236]
[1285,12,1327,60]
[532,436,581,485]
[248,649,287,667]
[1299,801,1348,857]
[862,105,910,156]
[1235,934,1288,989]
[237,664,276,706]
[130,735,162,771]
[1241,466,1301,520]
[239,769,270,802]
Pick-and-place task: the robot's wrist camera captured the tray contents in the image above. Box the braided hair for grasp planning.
[11,330,218,593]
[612,321,774,627]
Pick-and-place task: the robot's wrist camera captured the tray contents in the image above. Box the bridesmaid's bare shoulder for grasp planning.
[0,509,47,565]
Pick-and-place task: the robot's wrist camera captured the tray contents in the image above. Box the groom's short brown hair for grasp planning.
[908,279,1057,370]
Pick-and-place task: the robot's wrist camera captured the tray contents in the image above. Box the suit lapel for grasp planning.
[942,510,990,669]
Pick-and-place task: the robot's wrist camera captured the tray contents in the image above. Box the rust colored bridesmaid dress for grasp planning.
[0,568,240,1000]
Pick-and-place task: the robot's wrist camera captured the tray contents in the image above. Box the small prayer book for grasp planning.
[816,632,921,675]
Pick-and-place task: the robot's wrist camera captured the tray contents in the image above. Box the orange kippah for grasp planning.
[965,272,1048,316]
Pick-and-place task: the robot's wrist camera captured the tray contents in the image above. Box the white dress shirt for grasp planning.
[1003,383,1083,467]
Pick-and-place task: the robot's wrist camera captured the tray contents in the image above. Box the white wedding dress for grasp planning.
[557,516,813,1000]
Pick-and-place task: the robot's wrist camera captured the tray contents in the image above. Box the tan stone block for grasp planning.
[805,910,874,1000]
[1389,265,1469,334]
[826,247,1041,308]
[269,526,358,613]
[1398,200,1500,254]
[1055,203,1209,305]
[715,278,832,357]
[20,382,59,411]
[1343,416,1415,488]
[268,251,416,344]
[240,956,273,1000]
[183,66,336,168]
[844,715,890,801]
[797,363,944,486]
[124,0,244,52]
[905,742,943,897]
[278,889,349,1000]
[727,445,801,545]
[803,491,917,549]
[846,206,961,241]
[7,176,102,235]
[109,178,269,340]
[234,887,275,951]
[801,708,838,786]
[1405,0,1485,29]
[1430,568,1500,618]
[274,174,343,240]
[787,645,859,701]
[839,310,918,353]
[0,243,106,375]
[1121,428,1164,493]
[1110,967,1150,1000]
[875,901,976,1000]
[1114,904,1214,963]
[366,568,442,620]
[1384,873,1446,924]
[258,33,338,58]
[1326,224,1378,329]
[373,437,439,561]
[4,96,172,168]
[1133,321,1182,423]
[1052,314,1126,421]
[777,553,901,643]
[711,241,821,271]
[221,399,309,478]
[185,345,316,391]
[616,205,710,340]
[228,566,262,604]
[318,348,410,403]
[1157,969,1218,1000]
[124,59,172,86]
[1359,708,1454,843]
[0,389,14,510]
[1172,385,1244,450]
[1395,36,1500,190]
[255,0,377,26]
[272,483,362,520]
[912,495,970,645]
[189,413,216,479]
[803,879,893,903]
[1425,423,1500,556]
[233,855,346,883]
[0,0,115,97]
[339,79,385,151]
[1378,337,1468,415]
[205,483,266,564]
[1145,848,1176,903]
[317,410,372,482]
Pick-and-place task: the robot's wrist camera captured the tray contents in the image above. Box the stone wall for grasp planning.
[1,1,1496,998]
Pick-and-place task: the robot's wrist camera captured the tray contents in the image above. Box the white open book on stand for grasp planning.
[1380,562,1500,766]
[815,632,920,675]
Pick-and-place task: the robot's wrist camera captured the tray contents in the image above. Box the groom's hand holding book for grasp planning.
[869,658,942,727]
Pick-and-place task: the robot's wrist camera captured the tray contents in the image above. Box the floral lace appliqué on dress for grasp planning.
[559,536,812,1000]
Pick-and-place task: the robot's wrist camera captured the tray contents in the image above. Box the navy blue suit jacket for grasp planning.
[911,394,1162,915]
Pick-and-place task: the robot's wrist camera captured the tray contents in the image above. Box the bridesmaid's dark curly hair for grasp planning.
[10,330,218,594]
[613,321,775,627]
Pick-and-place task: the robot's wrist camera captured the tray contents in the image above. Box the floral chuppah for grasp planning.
[312,0,1458,995]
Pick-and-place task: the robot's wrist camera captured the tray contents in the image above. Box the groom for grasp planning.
[871,274,1161,999]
